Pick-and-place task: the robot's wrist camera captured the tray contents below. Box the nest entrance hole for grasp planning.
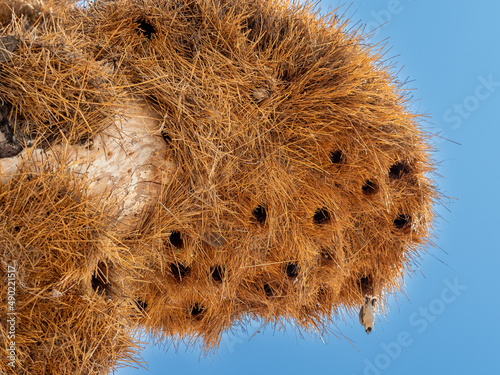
[91,262,112,297]
[136,18,156,39]
[394,214,412,229]
[286,262,299,278]
[190,303,205,320]
[357,275,373,296]
[329,150,344,164]
[135,298,148,313]
[313,208,330,224]
[362,180,378,195]
[389,162,410,179]
[170,262,190,281]
[263,282,273,298]
[211,265,225,283]
[252,205,267,224]
[169,231,184,249]
[161,131,172,143]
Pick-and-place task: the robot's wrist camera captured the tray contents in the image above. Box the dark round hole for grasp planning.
[313,208,330,224]
[161,131,172,143]
[91,265,111,297]
[252,205,267,224]
[263,282,273,298]
[362,180,378,195]
[286,262,299,278]
[357,275,373,295]
[169,231,183,249]
[190,303,204,320]
[13,226,20,233]
[211,265,225,283]
[135,298,148,312]
[329,150,343,164]
[90,274,105,294]
[170,262,190,281]
[394,214,411,229]
[389,162,410,179]
[136,19,156,39]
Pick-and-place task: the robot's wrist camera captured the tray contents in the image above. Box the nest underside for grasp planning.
[0,0,438,373]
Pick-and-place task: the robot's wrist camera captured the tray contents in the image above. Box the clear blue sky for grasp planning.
[119,1,500,374]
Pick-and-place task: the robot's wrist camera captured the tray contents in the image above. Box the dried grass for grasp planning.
[0,0,438,371]
[0,166,143,374]
[0,4,126,148]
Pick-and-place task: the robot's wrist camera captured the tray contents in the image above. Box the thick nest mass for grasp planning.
[0,0,437,373]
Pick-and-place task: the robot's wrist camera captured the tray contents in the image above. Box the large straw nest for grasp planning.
[68,0,436,348]
[0,0,438,368]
